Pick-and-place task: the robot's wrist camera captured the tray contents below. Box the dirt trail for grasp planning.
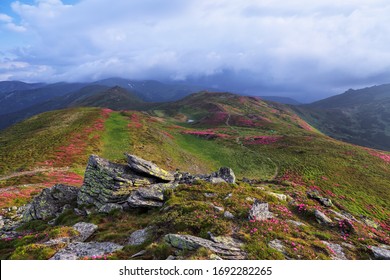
[0,167,69,182]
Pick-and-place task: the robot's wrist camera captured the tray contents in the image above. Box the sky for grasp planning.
[1,0,390,101]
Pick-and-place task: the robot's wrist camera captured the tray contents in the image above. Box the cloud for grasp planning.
[1,0,390,100]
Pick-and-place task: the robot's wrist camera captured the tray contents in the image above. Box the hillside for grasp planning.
[294,84,390,151]
[0,92,389,260]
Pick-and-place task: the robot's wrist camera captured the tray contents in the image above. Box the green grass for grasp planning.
[101,112,131,161]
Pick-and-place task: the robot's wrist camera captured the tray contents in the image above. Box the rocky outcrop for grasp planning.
[125,153,175,181]
[50,242,123,260]
[23,184,78,222]
[77,155,160,209]
[164,234,246,260]
[307,190,333,207]
[176,167,236,185]
[248,200,274,221]
[127,183,178,208]
[211,167,236,184]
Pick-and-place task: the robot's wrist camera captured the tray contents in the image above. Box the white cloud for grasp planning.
[1,0,390,99]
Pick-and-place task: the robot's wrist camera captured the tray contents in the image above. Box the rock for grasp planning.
[321,241,347,260]
[224,193,233,200]
[125,153,174,182]
[166,255,176,260]
[98,203,123,213]
[127,183,177,208]
[248,200,274,221]
[314,210,332,225]
[212,167,236,184]
[370,245,390,260]
[223,211,235,219]
[204,193,217,198]
[266,192,287,201]
[77,155,160,209]
[268,239,286,255]
[361,217,379,229]
[74,208,86,216]
[23,184,79,222]
[245,197,255,202]
[164,234,246,260]
[209,177,227,184]
[72,222,98,242]
[209,254,223,260]
[341,242,356,250]
[287,220,307,227]
[130,250,147,258]
[212,205,224,213]
[50,242,123,260]
[128,227,153,246]
[307,190,332,207]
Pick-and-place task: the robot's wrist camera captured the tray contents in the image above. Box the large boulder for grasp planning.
[127,183,177,208]
[248,200,274,221]
[77,155,159,209]
[50,242,123,260]
[164,234,246,260]
[125,153,174,182]
[23,184,78,222]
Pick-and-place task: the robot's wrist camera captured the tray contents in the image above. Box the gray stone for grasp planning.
[322,241,347,260]
[248,200,274,221]
[212,167,236,184]
[128,227,152,246]
[268,239,286,254]
[224,193,233,200]
[266,192,287,201]
[314,210,332,225]
[212,205,224,212]
[77,155,159,209]
[223,211,235,219]
[209,254,223,260]
[166,255,176,260]
[370,245,390,260]
[22,184,79,222]
[319,197,333,207]
[73,222,98,242]
[164,234,246,260]
[125,153,174,181]
[131,250,147,258]
[210,177,227,184]
[287,220,307,227]
[50,242,123,260]
[127,183,178,208]
[204,193,217,198]
[307,190,332,207]
[98,203,123,213]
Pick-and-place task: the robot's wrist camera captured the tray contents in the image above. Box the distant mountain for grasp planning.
[259,96,302,105]
[0,81,45,95]
[0,82,86,115]
[94,77,209,102]
[294,84,390,151]
[0,85,146,130]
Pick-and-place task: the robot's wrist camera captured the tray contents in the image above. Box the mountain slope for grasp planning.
[0,92,389,260]
[294,84,390,151]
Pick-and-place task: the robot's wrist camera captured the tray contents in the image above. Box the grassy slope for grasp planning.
[0,93,389,260]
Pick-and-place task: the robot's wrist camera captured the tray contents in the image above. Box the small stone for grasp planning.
[319,197,333,207]
[74,208,86,216]
[321,241,347,260]
[128,227,152,246]
[210,177,227,184]
[166,255,176,260]
[223,211,235,219]
[224,193,233,200]
[209,254,223,260]
[370,245,390,260]
[73,222,98,242]
[248,200,274,221]
[98,203,123,213]
[130,250,147,258]
[245,197,255,202]
[213,206,224,213]
[266,192,287,201]
[204,193,217,198]
[287,220,306,227]
[314,210,332,225]
[268,239,286,254]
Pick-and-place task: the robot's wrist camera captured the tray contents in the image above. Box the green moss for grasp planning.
[10,244,56,260]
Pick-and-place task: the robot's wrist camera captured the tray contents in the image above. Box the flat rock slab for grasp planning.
[314,210,332,225]
[370,245,390,260]
[73,222,98,242]
[164,234,246,260]
[128,227,153,246]
[50,242,123,260]
[125,154,174,182]
[127,183,177,208]
[248,200,274,221]
[322,241,347,260]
